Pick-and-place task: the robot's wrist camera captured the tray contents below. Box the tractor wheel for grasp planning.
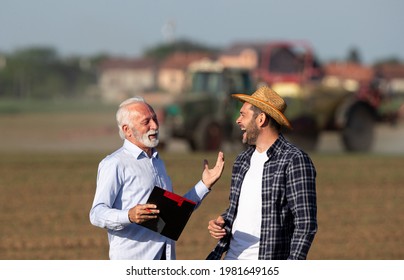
[285,116,319,151]
[192,121,223,151]
[342,105,375,152]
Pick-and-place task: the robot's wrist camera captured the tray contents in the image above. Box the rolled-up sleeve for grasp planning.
[286,153,317,260]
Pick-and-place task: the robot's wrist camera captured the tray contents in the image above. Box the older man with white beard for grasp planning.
[90,96,224,260]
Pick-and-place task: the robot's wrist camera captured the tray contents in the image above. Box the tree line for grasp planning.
[0,39,217,100]
[0,47,104,100]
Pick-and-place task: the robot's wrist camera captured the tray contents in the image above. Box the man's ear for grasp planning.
[122,124,131,137]
[258,113,269,127]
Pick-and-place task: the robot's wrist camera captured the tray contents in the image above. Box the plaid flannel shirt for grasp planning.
[207,134,317,260]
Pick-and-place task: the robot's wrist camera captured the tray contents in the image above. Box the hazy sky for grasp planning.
[1,0,403,64]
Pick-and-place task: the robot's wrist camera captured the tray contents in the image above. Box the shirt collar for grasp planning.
[123,139,159,159]
[241,133,287,160]
[266,133,286,157]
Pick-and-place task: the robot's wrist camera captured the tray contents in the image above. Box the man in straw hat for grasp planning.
[206,86,317,260]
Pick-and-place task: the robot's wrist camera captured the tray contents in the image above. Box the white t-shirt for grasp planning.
[224,149,268,260]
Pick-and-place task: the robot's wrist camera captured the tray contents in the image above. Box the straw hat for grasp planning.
[232,86,292,129]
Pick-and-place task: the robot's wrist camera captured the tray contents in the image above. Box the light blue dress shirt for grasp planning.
[90,139,210,260]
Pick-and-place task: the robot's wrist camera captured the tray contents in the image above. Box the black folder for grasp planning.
[141,186,197,241]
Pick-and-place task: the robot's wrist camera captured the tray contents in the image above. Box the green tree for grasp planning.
[143,38,219,61]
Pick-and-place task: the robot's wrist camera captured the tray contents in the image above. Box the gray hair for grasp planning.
[116,96,146,140]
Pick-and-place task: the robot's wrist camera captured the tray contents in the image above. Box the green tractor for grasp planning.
[164,59,254,151]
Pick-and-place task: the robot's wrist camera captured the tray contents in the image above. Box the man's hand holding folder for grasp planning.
[140,186,197,240]
[127,151,225,240]
[128,203,160,224]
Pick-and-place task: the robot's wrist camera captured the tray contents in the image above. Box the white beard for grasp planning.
[134,129,159,148]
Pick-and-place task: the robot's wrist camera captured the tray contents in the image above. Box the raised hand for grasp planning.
[202,151,225,189]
